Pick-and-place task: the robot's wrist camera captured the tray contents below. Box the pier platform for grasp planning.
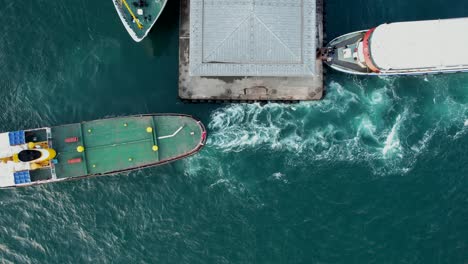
[178,0,324,102]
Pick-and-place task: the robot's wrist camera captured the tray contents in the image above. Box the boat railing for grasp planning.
[113,0,133,29]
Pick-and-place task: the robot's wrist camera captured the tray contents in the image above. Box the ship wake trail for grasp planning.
[204,78,468,175]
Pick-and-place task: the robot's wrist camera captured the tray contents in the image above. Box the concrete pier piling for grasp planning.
[178,0,324,102]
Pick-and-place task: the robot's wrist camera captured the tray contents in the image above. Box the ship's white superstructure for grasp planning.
[324,17,468,75]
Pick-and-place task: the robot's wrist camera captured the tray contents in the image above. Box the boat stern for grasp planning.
[0,128,56,188]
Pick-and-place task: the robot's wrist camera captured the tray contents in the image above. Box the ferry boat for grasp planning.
[323,18,468,75]
[0,114,206,188]
[112,0,168,42]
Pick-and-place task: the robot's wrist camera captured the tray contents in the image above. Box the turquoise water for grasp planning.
[0,0,467,263]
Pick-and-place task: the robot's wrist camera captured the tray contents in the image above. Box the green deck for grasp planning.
[50,115,204,179]
[114,0,167,39]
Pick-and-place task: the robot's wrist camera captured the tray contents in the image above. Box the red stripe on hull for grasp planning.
[363,28,380,73]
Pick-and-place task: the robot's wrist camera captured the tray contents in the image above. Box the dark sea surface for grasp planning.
[0,0,467,263]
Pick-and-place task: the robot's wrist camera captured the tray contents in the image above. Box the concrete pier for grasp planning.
[178,0,324,102]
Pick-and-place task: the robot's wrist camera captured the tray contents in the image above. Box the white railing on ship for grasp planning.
[113,0,133,28]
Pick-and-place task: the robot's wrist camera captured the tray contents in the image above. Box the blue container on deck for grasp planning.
[8,131,26,146]
[14,171,31,184]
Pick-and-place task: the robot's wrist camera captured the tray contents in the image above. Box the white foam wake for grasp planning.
[200,77,468,176]
[382,113,403,157]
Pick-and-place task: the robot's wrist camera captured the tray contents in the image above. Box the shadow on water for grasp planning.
[142,0,179,57]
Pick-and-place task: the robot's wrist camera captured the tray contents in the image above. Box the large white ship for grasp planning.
[323,18,468,75]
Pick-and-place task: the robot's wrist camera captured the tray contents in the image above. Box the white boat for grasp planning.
[323,18,468,75]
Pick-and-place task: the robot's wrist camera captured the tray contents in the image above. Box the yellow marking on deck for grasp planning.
[121,0,143,29]
[77,146,85,153]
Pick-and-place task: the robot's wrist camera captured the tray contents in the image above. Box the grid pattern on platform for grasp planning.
[190,0,316,76]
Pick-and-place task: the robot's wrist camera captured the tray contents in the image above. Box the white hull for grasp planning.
[325,27,468,76]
